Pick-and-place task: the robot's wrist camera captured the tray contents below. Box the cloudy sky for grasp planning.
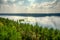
[0,0,60,13]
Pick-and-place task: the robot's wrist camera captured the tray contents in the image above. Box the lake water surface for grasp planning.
[0,15,60,29]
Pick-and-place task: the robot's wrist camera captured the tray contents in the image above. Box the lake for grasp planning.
[0,13,60,29]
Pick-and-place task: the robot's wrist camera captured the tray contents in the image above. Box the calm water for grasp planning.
[0,13,60,29]
[0,16,60,29]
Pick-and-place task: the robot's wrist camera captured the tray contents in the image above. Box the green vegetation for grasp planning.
[0,17,60,40]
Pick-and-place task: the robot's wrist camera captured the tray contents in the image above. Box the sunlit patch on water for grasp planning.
[0,16,60,29]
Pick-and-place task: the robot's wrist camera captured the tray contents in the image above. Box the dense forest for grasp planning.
[0,17,60,40]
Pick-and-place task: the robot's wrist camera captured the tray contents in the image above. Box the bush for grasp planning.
[0,17,60,40]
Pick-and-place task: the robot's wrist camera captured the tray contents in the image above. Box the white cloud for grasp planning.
[0,0,60,13]
[28,0,57,9]
[0,4,17,13]
[4,0,7,2]
[26,0,59,13]
[28,0,35,3]
[16,1,24,6]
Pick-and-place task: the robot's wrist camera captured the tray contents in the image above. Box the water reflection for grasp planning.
[0,16,60,29]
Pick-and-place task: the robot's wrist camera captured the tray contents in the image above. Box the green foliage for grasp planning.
[0,17,60,40]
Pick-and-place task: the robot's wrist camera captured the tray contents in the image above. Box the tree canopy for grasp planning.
[0,17,60,40]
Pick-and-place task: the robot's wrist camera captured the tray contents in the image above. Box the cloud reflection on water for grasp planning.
[0,16,60,29]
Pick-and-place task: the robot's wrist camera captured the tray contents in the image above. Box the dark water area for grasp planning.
[0,13,60,17]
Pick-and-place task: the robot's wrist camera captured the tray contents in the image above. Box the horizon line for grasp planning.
[0,13,60,17]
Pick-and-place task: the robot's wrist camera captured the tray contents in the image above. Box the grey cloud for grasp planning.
[0,0,15,5]
[0,0,4,4]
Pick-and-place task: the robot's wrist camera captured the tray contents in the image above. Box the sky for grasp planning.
[0,0,60,13]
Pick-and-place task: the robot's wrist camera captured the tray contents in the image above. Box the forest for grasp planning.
[0,17,60,40]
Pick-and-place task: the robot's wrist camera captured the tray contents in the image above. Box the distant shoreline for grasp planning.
[0,13,60,17]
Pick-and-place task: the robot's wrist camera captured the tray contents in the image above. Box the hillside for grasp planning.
[0,17,60,40]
